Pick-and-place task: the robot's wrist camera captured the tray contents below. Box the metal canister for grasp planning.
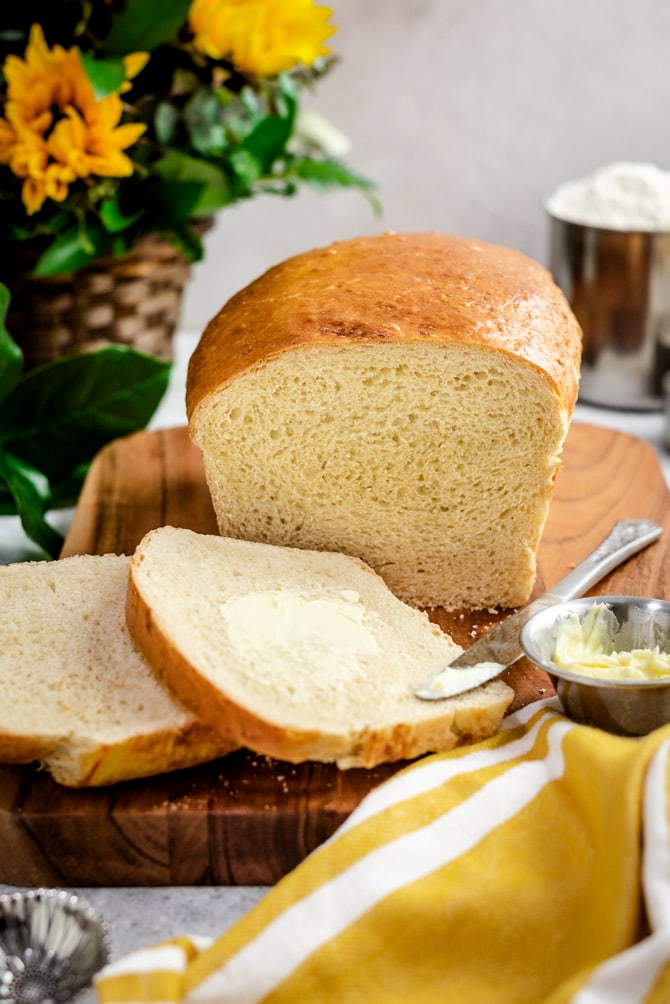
[548,215,670,411]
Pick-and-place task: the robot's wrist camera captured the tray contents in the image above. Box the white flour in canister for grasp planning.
[546,162,670,231]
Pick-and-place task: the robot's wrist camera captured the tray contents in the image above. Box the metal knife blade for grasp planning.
[415,518,662,700]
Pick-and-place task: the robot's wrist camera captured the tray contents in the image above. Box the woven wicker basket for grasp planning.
[2,232,203,369]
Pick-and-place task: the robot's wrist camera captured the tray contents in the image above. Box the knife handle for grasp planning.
[415,519,663,699]
[543,519,662,604]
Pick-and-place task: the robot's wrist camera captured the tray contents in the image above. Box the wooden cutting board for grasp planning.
[1,422,669,888]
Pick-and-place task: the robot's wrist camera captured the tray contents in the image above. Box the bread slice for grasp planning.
[186,231,582,610]
[0,553,235,786]
[126,527,514,769]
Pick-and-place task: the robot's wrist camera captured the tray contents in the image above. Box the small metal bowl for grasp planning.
[0,888,111,1003]
[520,596,670,735]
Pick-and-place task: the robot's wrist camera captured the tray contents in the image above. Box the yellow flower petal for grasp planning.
[106,122,147,149]
[188,0,336,75]
[90,93,125,132]
[48,113,89,176]
[0,119,17,162]
[89,148,136,177]
[22,176,47,215]
[44,163,74,200]
[0,22,145,212]
[123,51,150,80]
[10,142,48,178]
[28,24,50,65]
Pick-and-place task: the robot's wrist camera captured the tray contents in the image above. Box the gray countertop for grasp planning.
[1,332,669,977]
[0,884,269,961]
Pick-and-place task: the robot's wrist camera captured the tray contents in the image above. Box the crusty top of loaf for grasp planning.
[187,231,582,420]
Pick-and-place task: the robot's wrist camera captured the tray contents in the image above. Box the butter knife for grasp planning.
[415,518,662,700]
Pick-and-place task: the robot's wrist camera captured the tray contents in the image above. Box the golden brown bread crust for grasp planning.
[126,567,512,770]
[0,715,234,787]
[187,231,582,422]
[0,735,54,765]
[45,722,236,788]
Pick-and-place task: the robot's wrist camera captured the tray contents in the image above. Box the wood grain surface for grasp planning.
[1,422,668,887]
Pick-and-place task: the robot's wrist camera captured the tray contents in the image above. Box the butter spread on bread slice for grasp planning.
[126,527,514,769]
[186,231,582,610]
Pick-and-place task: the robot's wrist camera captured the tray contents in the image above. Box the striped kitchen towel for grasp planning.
[95,698,670,1003]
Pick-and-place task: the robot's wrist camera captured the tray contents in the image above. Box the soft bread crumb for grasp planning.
[0,554,234,786]
[193,343,566,608]
[127,528,514,768]
[187,233,581,610]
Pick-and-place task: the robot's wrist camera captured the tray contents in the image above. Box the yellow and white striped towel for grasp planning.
[95,698,670,1003]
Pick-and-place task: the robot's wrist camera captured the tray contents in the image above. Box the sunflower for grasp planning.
[0,25,145,215]
[188,0,335,77]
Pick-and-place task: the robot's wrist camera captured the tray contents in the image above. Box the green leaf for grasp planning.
[155,101,179,145]
[292,156,374,189]
[242,114,294,173]
[143,177,209,224]
[0,221,31,241]
[228,148,262,187]
[48,462,91,509]
[104,0,191,55]
[168,223,207,264]
[99,198,144,234]
[0,347,171,483]
[153,152,233,215]
[32,224,112,276]
[275,73,300,117]
[0,448,63,558]
[184,90,229,156]
[292,158,382,213]
[0,284,23,403]
[80,53,127,99]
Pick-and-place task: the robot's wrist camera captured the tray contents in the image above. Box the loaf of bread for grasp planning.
[126,527,514,769]
[187,232,582,610]
[0,553,235,786]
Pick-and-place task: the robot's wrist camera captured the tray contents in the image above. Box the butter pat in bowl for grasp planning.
[520,597,670,735]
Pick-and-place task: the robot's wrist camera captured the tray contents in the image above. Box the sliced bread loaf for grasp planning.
[0,553,235,786]
[126,527,514,769]
[186,231,582,610]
